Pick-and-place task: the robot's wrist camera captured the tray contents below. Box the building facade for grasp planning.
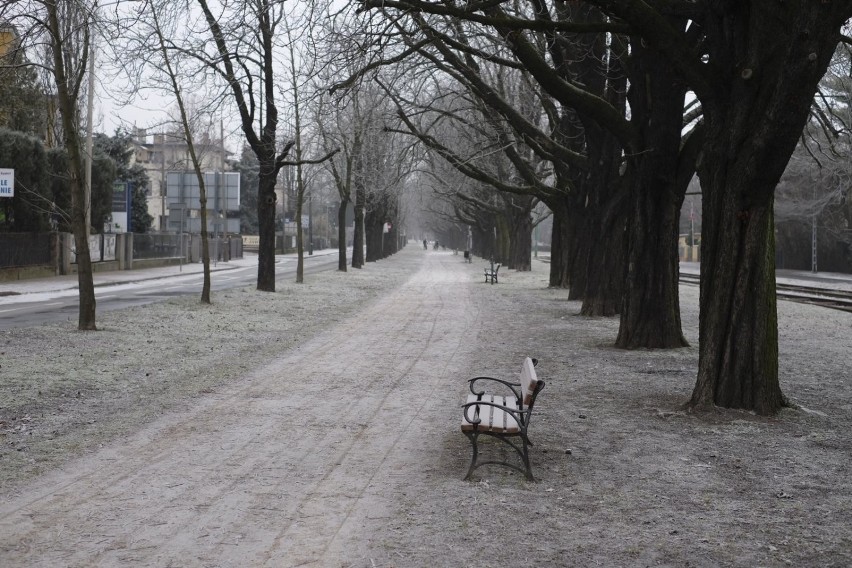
[131,128,229,231]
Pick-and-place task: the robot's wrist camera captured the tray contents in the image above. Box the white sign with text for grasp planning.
[0,169,13,197]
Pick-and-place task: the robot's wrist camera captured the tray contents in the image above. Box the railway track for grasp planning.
[679,273,852,314]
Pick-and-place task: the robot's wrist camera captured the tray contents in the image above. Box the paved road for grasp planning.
[0,251,341,330]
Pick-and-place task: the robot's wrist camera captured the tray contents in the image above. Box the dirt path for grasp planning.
[0,253,483,567]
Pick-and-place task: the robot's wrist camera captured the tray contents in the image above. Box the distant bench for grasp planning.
[484,263,501,284]
[461,357,545,480]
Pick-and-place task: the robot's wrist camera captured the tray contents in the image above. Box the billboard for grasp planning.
[165,171,240,234]
[165,171,239,212]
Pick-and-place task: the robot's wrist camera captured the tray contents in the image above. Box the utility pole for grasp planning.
[160,131,166,231]
[812,171,819,273]
[220,119,227,260]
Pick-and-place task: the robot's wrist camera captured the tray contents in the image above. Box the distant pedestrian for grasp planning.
[423,239,428,250]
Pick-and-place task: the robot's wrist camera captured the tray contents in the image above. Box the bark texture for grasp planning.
[688,2,851,414]
[617,38,689,349]
[337,200,349,272]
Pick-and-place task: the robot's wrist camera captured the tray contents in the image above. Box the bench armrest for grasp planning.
[468,376,521,401]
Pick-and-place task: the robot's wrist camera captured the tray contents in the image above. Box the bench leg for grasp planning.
[463,430,480,480]
[463,430,536,481]
[520,436,534,481]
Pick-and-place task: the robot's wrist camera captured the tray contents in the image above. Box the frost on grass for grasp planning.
[0,259,418,492]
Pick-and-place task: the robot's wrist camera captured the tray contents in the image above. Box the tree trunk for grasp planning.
[196,0,283,293]
[365,192,383,262]
[689,113,787,414]
[352,183,365,268]
[385,197,400,257]
[257,167,278,290]
[546,195,588,298]
[507,195,533,271]
[617,39,688,348]
[494,215,509,265]
[580,186,626,317]
[579,126,625,317]
[45,1,96,330]
[687,2,851,414]
[547,200,571,289]
[71,200,97,330]
[295,181,305,284]
[616,174,685,347]
[690,179,781,414]
[567,216,589,302]
[337,199,348,272]
[199,188,211,303]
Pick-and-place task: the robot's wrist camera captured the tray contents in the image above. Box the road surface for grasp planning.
[0,252,340,330]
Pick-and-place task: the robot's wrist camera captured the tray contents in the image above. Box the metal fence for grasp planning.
[0,233,53,268]
[2,232,243,274]
[132,233,183,260]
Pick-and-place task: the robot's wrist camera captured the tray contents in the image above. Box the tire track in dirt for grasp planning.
[261,258,479,566]
[0,252,483,567]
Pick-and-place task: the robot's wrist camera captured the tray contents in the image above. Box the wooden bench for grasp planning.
[461,357,545,480]
[484,263,501,284]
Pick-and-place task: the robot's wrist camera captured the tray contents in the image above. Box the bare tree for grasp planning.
[316,90,362,271]
[356,0,852,413]
[776,45,852,272]
[147,0,215,302]
[104,0,223,302]
[190,0,295,292]
[4,0,100,329]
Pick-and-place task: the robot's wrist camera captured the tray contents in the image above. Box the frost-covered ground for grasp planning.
[1,247,851,567]
[0,254,416,492]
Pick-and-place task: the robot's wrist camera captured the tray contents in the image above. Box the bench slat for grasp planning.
[462,394,522,434]
[490,396,507,432]
[502,396,520,433]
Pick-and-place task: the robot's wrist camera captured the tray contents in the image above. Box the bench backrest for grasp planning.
[520,357,540,407]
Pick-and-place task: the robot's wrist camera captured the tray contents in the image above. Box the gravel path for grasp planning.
[1,247,851,567]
